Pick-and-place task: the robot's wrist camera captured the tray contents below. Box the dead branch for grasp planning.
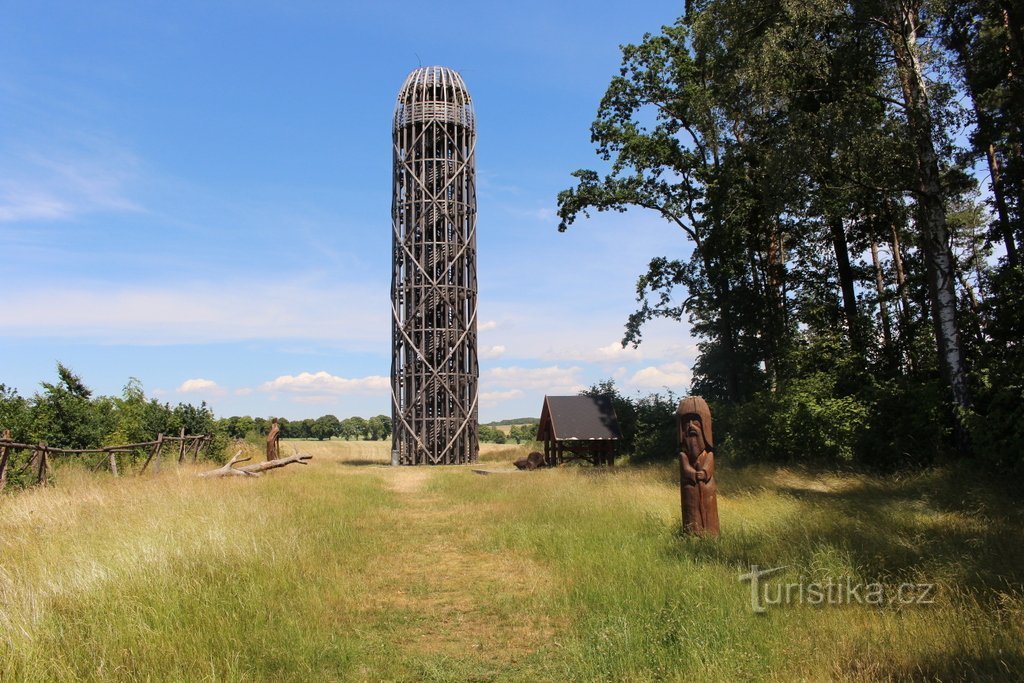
[238,452,312,474]
[198,451,260,478]
[198,449,312,478]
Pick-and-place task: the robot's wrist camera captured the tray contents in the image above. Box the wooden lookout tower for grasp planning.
[390,66,479,465]
[537,395,622,466]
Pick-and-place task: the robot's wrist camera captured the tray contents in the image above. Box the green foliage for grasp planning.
[31,363,103,449]
[312,414,341,441]
[508,423,538,444]
[0,384,31,442]
[366,415,392,441]
[582,380,677,463]
[478,424,506,444]
[967,265,1024,476]
[340,416,368,440]
[717,374,870,466]
[221,415,256,439]
[559,1,1024,471]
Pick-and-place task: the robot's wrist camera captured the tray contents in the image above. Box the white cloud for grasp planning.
[258,371,389,396]
[508,206,557,223]
[482,365,585,394]
[0,148,141,223]
[177,378,223,394]
[527,340,648,364]
[480,344,506,359]
[629,362,692,390]
[2,278,388,346]
[480,389,523,407]
[479,320,498,331]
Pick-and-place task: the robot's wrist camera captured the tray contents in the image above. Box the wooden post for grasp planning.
[108,449,119,477]
[177,427,187,465]
[155,434,164,474]
[0,429,11,491]
[141,433,163,474]
[36,442,48,486]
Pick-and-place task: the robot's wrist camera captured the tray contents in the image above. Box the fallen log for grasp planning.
[198,449,312,478]
[198,451,259,478]
[239,452,312,473]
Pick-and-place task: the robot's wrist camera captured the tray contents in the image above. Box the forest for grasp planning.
[558,0,1024,473]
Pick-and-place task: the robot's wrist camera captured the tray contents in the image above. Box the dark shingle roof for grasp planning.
[538,395,622,441]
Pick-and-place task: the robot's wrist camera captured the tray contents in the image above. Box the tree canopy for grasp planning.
[559,0,1024,471]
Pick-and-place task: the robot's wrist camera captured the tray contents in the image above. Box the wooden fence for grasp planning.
[0,427,211,490]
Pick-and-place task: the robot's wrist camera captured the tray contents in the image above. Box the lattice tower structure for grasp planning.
[391,66,479,465]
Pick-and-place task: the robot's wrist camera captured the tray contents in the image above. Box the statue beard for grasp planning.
[684,428,705,460]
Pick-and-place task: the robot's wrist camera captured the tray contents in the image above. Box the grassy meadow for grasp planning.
[1,440,1022,681]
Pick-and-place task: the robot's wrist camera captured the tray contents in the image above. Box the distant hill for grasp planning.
[484,417,540,426]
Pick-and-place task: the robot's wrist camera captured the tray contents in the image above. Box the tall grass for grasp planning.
[2,441,1021,681]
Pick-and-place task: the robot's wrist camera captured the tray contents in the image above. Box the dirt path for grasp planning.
[366,465,558,671]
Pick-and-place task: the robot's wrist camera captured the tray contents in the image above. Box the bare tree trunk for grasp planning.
[870,232,894,352]
[1001,1,1024,76]
[987,144,1019,265]
[886,0,971,441]
[830,216,864,352]
[890,222,912,327]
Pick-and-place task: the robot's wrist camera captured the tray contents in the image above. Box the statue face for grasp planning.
[683,416,705,457]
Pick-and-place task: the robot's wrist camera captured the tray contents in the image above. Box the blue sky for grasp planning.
[1,0,698,421]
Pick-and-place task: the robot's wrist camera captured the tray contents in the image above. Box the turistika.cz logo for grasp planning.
[738,565,937,613]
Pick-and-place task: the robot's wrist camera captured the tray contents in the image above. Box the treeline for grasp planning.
[486,418,540,427]
[478,423,538,445]
[560,1,1024,472]
[0,364,392,464]
[220,414,391,442]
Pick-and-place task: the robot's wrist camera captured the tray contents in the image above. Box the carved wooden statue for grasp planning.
[677,396,719,537]
[266,417,280,461]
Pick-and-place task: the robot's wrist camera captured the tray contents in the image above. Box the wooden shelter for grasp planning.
[537,395,622,466]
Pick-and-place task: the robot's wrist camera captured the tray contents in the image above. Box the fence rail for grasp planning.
[0,428,211,490]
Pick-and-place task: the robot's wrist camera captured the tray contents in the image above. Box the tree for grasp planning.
[172,401,216,437]
[478,425,506,444]
[581,380,675,462]
[558,2,996,464]
[222,415,256,440]
[253,417,269,435]
[312,414,341,441]
[340,416,368,440]
[31,363,102,449]
[367,415,392,441]
[508,423,538,444]
[0,384,31,442]
[107,378,173,445]
[294,419,315,439]
[872,0,971,426]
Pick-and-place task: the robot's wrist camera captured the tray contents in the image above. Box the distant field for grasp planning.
[2,440,1022,681]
